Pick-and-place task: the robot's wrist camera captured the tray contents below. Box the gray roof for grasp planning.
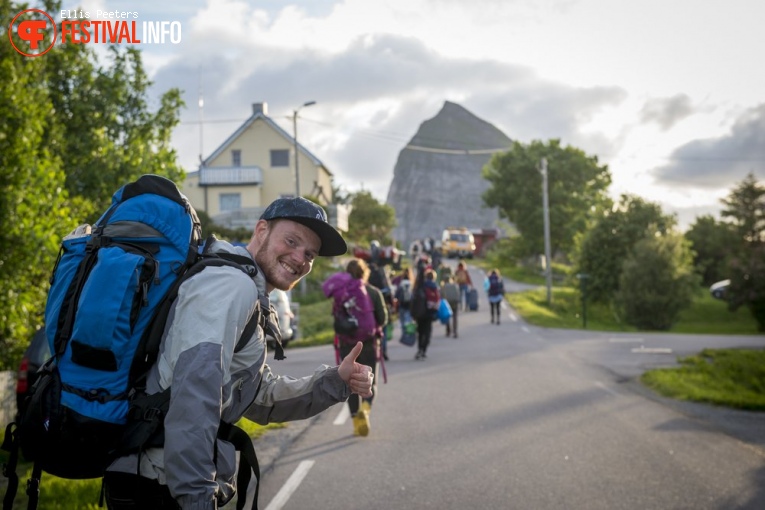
[201,111,327,173]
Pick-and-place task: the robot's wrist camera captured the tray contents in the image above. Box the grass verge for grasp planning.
[0,421,283,509]
[641,348,765,410]
[504,285,760,335]
[289,299,334,348]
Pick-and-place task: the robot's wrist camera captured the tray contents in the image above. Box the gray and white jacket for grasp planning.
[107,240,350,509]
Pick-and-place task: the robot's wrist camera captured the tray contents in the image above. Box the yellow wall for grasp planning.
[181,172,204,212]
[182,116,333,217]
[181,173,261,216]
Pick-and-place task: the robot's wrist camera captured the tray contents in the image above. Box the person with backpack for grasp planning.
[437,262,453,284]
[441,275,461,338]
[100,194,374,509]
[410,267,440,360]
[323,258,385,437]
[368,262,393,361]
[484,268,506,325]
[394,267,415,343]
[454,260,473,311]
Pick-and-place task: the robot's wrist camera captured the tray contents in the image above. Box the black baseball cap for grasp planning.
[260,197,347,256]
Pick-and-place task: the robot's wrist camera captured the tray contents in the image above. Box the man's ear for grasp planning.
[254,219,270,240]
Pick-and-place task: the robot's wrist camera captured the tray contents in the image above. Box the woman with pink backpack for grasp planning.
[322,258,387,436]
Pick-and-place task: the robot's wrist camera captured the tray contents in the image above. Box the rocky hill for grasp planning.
[386,101,512,249]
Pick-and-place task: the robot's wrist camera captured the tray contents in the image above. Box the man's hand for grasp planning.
[338,342,374,397]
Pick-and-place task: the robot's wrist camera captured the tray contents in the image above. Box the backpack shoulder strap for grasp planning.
[2,423,20,510]
[218,422,260,510]
[209,245,285,360]
[132,243,284,385]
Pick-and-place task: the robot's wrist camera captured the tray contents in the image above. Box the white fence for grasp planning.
[0,371,16,427]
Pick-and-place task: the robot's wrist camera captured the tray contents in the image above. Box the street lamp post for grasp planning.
[540,158,553,305]
[292,100,316,197]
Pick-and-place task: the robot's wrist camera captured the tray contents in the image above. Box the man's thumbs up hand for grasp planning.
[339,342,374,397]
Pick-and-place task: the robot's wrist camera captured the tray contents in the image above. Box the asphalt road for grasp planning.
[246,266,765,510]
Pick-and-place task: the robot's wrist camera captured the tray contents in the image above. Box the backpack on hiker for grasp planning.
[396,279,413,305]
[2,174,278,510]
[424,284,441,320]
[488,273,505,297]
[322,272,379,344]
[441,282,460,306]
[411,282,439,322]
[410,285,428,321]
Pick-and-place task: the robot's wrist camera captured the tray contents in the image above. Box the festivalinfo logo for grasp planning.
[9,8,182,57]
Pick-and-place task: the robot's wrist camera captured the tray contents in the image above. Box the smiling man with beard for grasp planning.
[104,196,374,510]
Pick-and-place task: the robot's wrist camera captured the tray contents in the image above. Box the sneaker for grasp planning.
[415,350,423,360]
[361,401,371,416]
[353,409,370,437]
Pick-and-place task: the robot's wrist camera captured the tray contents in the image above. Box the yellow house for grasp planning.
[182,102,341,230]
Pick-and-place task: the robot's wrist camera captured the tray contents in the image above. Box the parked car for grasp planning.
[266,288,297,349]
[710,279,731,300]
[16,327,50,417]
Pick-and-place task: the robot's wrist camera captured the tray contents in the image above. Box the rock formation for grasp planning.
[386,101,512,249]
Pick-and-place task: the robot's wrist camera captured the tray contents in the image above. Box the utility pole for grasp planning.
[292,101,316,297]
[292,101,316,197]
[541,158,553,305]
[198,67,204,164]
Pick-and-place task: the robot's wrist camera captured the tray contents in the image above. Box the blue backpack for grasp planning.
[488,274,505,297]
[3,175,277,509]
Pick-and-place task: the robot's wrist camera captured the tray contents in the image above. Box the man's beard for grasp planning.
[255,232,301,291]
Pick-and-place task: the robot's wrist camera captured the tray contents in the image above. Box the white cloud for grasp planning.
[59,0,765,229]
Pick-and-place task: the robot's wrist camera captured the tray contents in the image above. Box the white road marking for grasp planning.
[631,346,674,354]
[333,403,350,425]
[264,460,316,510]
[521,326,530,333]
[509,312,519,322]
[595,381,619,397]
[608,338,644,343]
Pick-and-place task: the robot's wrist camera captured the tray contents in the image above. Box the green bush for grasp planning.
[484,237,524,267]
[615,231,700,330]
[295,299,333,339]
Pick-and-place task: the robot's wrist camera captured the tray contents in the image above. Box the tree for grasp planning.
[615,230,700,330]
[720,173,765,330]
[720,172,765,244]
[684,215,739,286]
[727,244,765,331]
[0,2,72,365]
[43,42,184,220]
[331,182,352,205]
[0,0,185,368]
[574,195,676,303]
[347,191,397,245]
[482,139,612,260]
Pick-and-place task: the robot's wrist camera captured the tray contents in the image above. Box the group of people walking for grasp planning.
[322,251,508,437]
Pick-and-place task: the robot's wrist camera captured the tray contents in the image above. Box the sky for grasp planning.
[58,0,765,230]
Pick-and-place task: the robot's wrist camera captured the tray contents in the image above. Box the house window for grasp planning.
[231,149,241,167]
[270,149,289,167]
[219,193,241,212]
